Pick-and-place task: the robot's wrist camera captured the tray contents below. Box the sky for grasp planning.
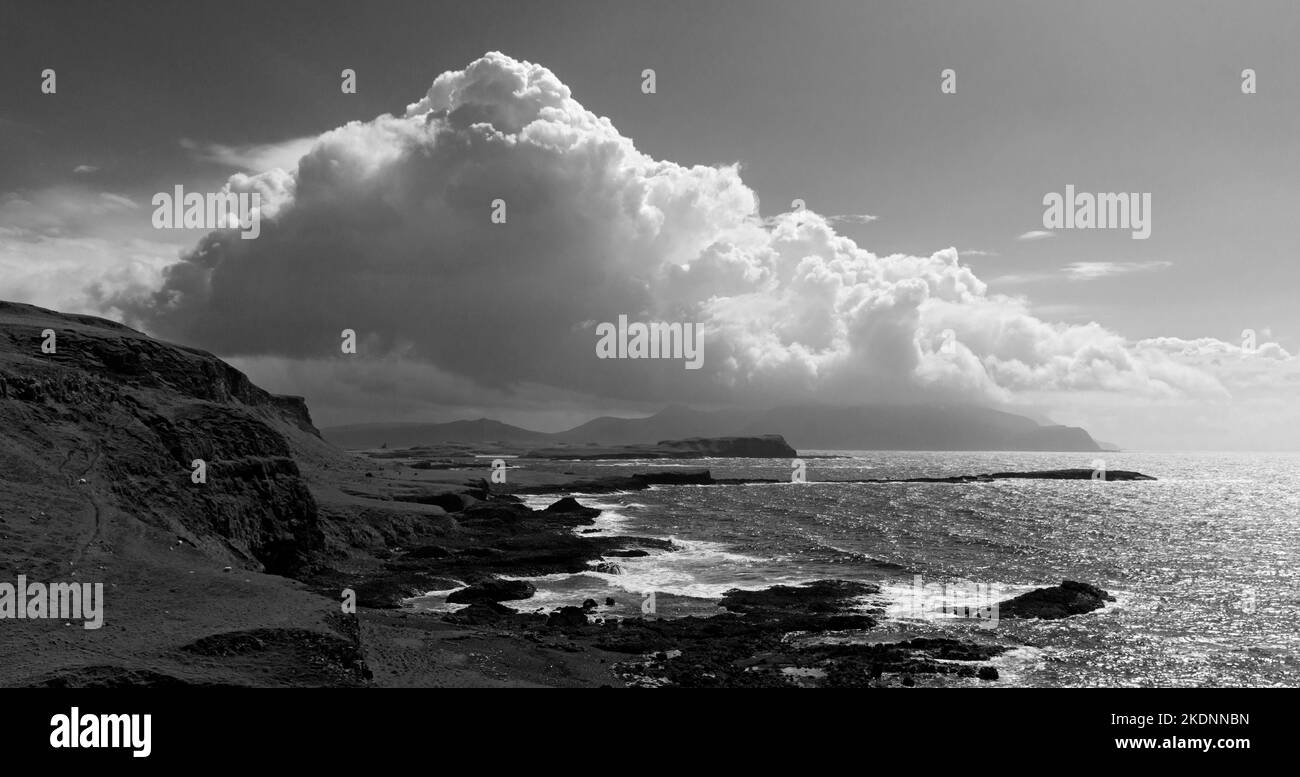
[1,0,1299,449]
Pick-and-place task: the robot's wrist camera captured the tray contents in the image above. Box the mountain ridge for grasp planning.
[324,403,1104,452]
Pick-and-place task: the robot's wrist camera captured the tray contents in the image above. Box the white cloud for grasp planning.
[0,186,178,317]
[0,232,176,320]
[0,186,139,238]
[42,51,1287,446]
[1016,229,1055,241]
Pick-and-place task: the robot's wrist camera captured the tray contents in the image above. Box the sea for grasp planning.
[414,451,1300,687]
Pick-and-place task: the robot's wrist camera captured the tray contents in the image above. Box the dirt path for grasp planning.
[57,439,107,566]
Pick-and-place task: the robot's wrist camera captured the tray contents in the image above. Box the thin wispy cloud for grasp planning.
[1064,261,1172,281]
[73,165,99,174]
[763,211,877,227]
[989,270,1054,285]
[97,192,138,210]
[826,213,877,225]
[0,185,140,239]
[993,260,1173,285]
[180,136,317,173]
[1016,230,1055,241]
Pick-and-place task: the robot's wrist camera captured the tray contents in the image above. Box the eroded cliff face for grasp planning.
[0,301,325,574]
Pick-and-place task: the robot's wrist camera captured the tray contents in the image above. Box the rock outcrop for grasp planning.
[997,580,1116,619]
[445,578,537,604]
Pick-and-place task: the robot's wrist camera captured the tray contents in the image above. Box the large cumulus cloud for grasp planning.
[117,52,1288,416]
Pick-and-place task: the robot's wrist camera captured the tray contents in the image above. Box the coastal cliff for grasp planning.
[0,301,367,687]
[0,301,327,573]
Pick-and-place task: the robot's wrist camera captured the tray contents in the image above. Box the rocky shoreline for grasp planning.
[314,461,1127,687]
[0,301,1139,688]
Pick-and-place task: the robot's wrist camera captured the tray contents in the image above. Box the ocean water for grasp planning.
[428,451,1300,687]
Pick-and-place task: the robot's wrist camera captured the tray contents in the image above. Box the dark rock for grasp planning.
[445,578,536,604]
[457,501,533,526]
[463,478,490,499]
[351,574,462,608]
[444,601,517,625]
[455,546,506,559]
[984,469,1155,481]
[582,598,599,610]
[547,606,589,629]
[404,544,451,559]
[721,579,879,615]
[997,579,1115,619]
[978,666,999,681]
[543,497,601,518]
[409,460,463,470]
[630,470,717,487]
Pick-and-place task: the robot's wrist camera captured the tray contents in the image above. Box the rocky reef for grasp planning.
[445,577,1009,688]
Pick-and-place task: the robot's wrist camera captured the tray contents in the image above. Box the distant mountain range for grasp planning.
[322,403,1106,452]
